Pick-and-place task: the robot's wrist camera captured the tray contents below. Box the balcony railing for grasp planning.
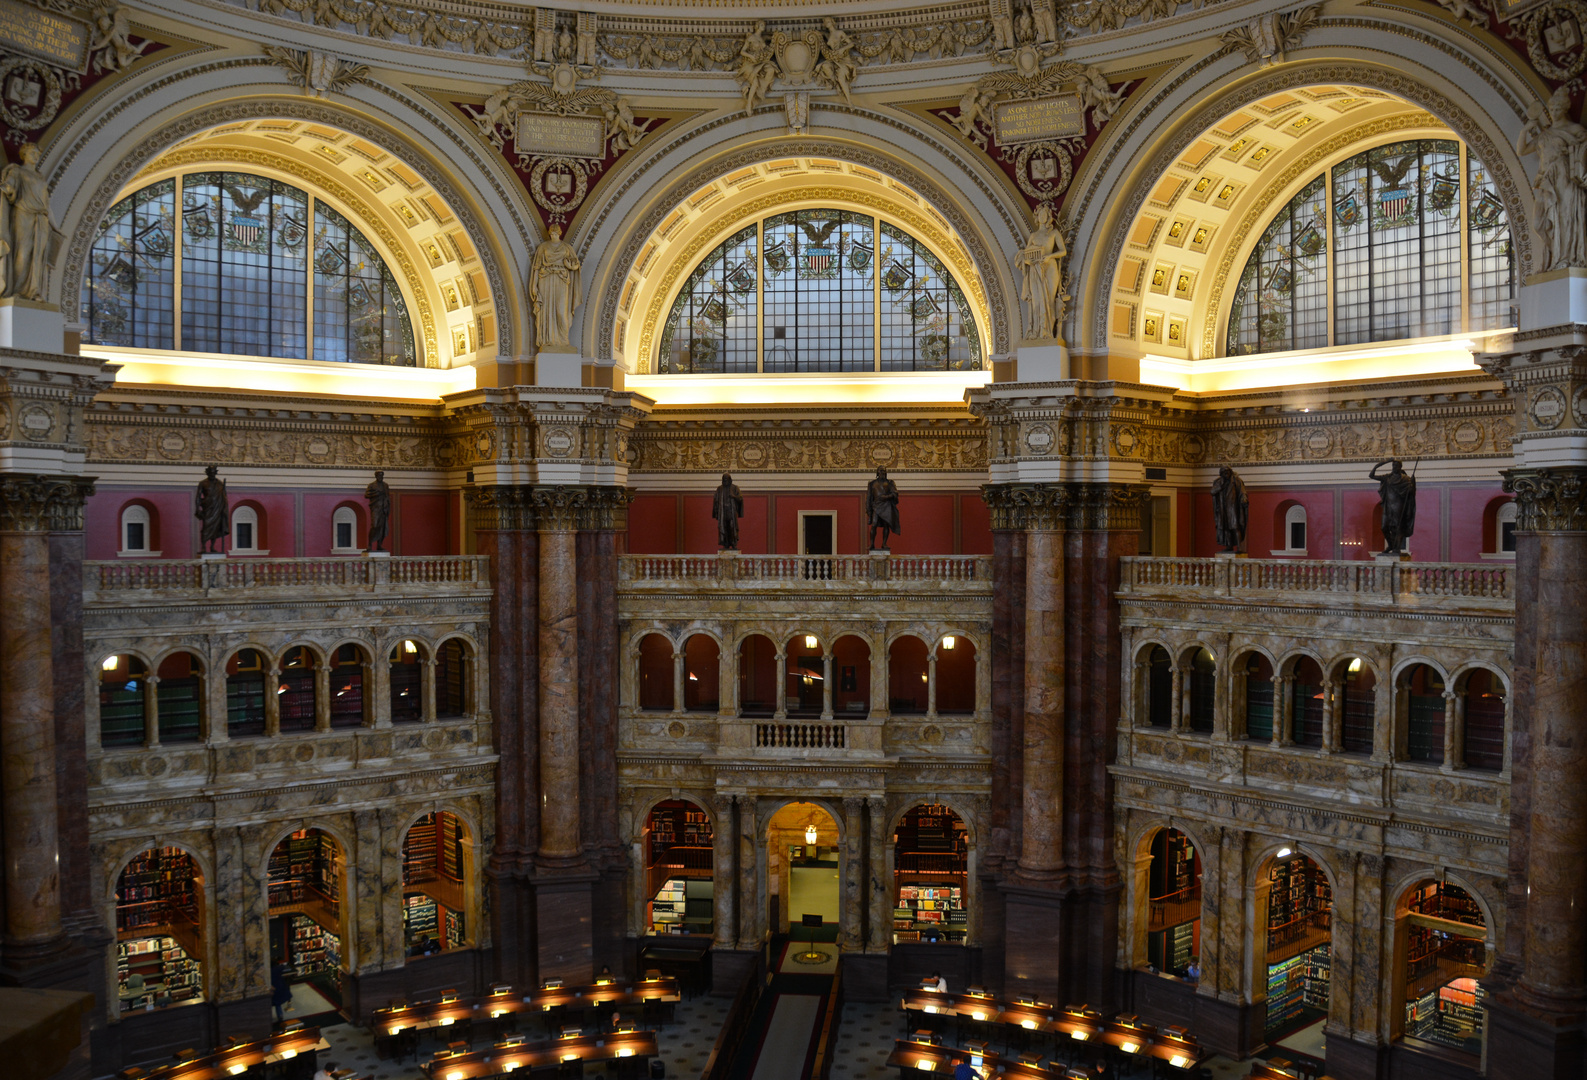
[1119,556,1512,608]
[620,553,992,590]
[755,722,847,749]
[85,555,490,600]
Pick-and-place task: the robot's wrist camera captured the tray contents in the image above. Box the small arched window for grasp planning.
[1283,505,1307,554]
[120,504,155,556]
[332,506,359,553]
[83,171,416,365]
[231,505,260,553]
[659,208,982,374]
[1228,140,1515,355]
[1496,501,1517,555]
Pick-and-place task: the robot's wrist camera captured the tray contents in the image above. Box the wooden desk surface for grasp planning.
[885,1037,1001,1073]
[419,1031,659,1077]
[374,979,680,1032]
[126,1028,323,1080]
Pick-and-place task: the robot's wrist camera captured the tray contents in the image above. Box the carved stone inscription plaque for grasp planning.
[993,94,1084,145]
[515,111,606,158]
[0,0,89,71]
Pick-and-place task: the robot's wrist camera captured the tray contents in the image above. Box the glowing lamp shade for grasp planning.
[617,1049,634,1058]
[439,1016,455,1026]
[942,636,956,650]
[491,1009,506,1018]
[1071,1030,1090,1041]
[1021,1019,1038,1030]
[278,1049,297,1060]
[388,1026,405,1035]
[923,1005,939,1014]
[805,824,818,845]
[101,656,119,671]
[228,1066,247,1076]
[562,1053,580,1062]
[917,1060,936,1071]
[804,635,818,649]
[404,639,417,654]
[1170,1054,1191,1069]
[503,1064,520,1072]
[447,1072,465,1080]
[1276,846,1293,859]
[972,1011,987,1021]
[1121,1041,1141,1054]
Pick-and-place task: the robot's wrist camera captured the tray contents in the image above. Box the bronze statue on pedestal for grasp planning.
[1371,459,1417,554]
[865,466,901,551]
[712,473,743,550]
[1211,465,1248,553]
[195,465,228,554]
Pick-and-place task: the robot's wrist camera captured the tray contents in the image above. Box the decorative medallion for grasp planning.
[1532,385,1568,428]
[157,430,187,459]
[1574,385,1587,428]
[1112,424,1139,456]
[1450,419,1486,451]
[0,402,9,438]
[870,445,895,465]
[667,720,687,738]
[1306,428,1333,456]
[476,429,497,460]
[1025,422,1054,454]
[739,443,767,468]
[543,427,576,457]
[1516,0,1587,81]
[304,436,334,464]
[18,402,53,440]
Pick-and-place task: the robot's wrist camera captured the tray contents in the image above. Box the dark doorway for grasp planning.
[802,512,834,579]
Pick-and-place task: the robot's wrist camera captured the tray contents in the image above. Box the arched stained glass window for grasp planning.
[1228,140,1514,356]
[658,207,981,374]
[82,172,416,366]
[659,224,758,374]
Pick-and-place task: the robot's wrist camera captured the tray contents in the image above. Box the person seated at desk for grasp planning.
[929,971,947,993]
[1185,959,1201,982]
[954,1061,986,1080]
[1089,1060,1115,1080]
[313,1062,349,1080]
[271,963,292,1022]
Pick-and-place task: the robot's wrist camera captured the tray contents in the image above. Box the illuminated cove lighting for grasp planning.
[1139,332,1501,394]
[625,369,992,407]
[82,346,477,400]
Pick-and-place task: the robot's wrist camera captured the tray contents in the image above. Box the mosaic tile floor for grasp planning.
[315,991,732,1080]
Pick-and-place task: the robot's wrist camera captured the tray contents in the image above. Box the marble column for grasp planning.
[773,650,787,720]
[1169,666,1184,733]
[712,795,737,951]
[143,673,162,747]
[866,796,889,953]
[842,797,863,949]
[1018,496,1065,877]
[1321,673,1338,753]
[421,657,436,722]
[821,653,833,720]
[672,650,685,714]
[1505,469,1587,1013]
[370,655,391,728]
[1440,688,1461,770]
[264,665,282,737]
[925,653,938,720]
[721,642,739,717]
[312,662,329,733]
[0,475,90,958]
[1273,675,1292,748]
[737,795,759,950]
[534,487,585,863]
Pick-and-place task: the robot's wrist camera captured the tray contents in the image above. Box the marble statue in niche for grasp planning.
[1371,459,1417,554]
[1017,202,1067,341]
[529,223,582,351]
[1517,86,1587,271]
[195,465,229,554]
[0,144,64,302]
[712,473,743,550]
[866,466,901,550]
[365,470,391,551]
[1211,465,1248,553]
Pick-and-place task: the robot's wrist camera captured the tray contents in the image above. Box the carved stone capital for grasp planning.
[1065,481,1151,531]
[531,485,589,531]
[0,474,95,532]
[1504,467,1587,532]
[464,484,536,531]
[579,485,634,530]
[982,482,1070,530]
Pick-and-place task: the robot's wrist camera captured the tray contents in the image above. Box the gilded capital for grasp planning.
[1504,467,1587,532]
[465,484,536,531]
[579,485,634,530]
[531,485,589,531]
[0,474,95,532]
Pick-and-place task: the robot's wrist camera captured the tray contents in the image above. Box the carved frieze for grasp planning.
[628,427,987,473]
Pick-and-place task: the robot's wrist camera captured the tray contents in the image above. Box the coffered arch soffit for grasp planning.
[1073,45,1539,357]
[49,63,528,358]
[579,117,1026,367]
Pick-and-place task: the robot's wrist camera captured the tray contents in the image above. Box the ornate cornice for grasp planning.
[0,474,96,532]
[1504,467,1587,532]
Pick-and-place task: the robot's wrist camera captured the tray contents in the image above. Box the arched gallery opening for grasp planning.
[637,633,674,711]
[389,639,425,724]
[738,634,776,717]
[892,804,968,945]
[768,802,840,941]
[402,811,471,958]
[1258,850,1334,1049]
[682,634,721,712]
[1144,828,1202,977]
[115,847,204,1012]
[99,654,150,748]
[643,799,714,936]
[1395,880,1488,1057]
[267,828,347,1016]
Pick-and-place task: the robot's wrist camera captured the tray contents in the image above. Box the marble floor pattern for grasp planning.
[313,990,733,1080]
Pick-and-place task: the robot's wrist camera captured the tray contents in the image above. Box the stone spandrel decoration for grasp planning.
[937,38,1129,211]
[1211,465,1249,554]
[0,0,157,145]
[1219,4,1323,66]
[466,48,652,228]
[263,45,369,97]
[0,142,65,301]
[733,17,861,129]
[1517,86,1587,271]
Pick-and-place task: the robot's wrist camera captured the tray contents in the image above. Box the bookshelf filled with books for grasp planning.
[892,805,968,944]
[644,801,713,923]
[116,934,202,1013]
[1145,828,1202,977]
[647,876,714,935]
[402,811,470,954]
[1400,880,1487,1055]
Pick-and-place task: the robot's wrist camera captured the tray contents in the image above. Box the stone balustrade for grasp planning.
[84,554,490,600]
[1120,555,1513,607]
[619,552,991,589]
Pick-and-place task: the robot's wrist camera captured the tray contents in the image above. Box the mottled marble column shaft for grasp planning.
[712,797,737,950]
[842,797,863,948]
[866,797,889,953]
[0,527,61,947]
[538,522,581,861]
[1019,525,1064,875]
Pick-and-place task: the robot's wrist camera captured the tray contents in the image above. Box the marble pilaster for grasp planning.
[737,795,759,950]
[712,795,737,950]
[866,796,888,954]
[534,486,585,863]
[842,796,863,949]
[1018,494,1065,878]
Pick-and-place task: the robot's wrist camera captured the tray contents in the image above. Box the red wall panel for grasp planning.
[85,488,195,559]
[1449,485,1508,562]
[773,495,863,554]
[885,494,955,555]
[397,492,450,555]
[303,493,367,557]
[960,493,992,554]
[627,495,678,554]
[681,493,769,554]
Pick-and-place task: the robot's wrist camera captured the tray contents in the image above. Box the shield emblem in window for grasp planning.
[105,255,137,289]
[1428,176,1458,213]
[1295,222,1324,257]
[317,246,346,274]
[1266,264,1293,294]
[849,240,873,272]
[1333,192,1361,229]
[802,245,835,276]
[882,260,914,292]
[726,262,755,294]
[764,241,788,275]
[229,214,263,245]
[1471,190,1504,229]
[1377,189,1411,223]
